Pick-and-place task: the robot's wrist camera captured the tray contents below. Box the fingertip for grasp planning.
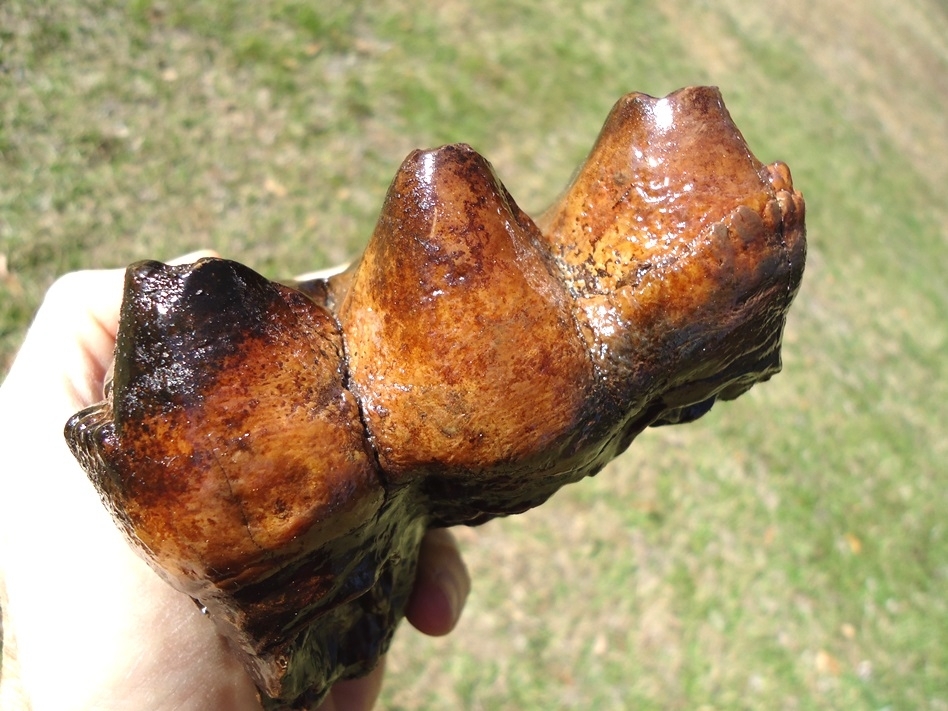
[293,261,352,282]
[405,529,470,637]
[166,249,220,265]
[315,657,385,711]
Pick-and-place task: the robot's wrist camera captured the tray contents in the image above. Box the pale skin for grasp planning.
[0,253,470,711]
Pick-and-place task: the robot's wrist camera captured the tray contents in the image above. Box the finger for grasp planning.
[293,261,352,282]
[167,249,220,266]
[315,657,385,711]
[1,267,126,413]
[2,251,221,412]
[404,528,470,637]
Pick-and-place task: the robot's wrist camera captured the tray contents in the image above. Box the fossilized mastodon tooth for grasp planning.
[65,86,805,708]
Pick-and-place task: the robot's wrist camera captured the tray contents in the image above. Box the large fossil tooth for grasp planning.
[65,86,805,709]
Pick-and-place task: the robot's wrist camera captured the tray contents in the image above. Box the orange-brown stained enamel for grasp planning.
[70,260,383,591]
[537,86,806,407]
[539,87,770,289]
[339,144,594,482]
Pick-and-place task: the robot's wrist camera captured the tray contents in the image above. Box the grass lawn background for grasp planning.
[1,0,946,708]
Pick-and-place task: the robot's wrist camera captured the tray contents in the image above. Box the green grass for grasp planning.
[2,0,946,708]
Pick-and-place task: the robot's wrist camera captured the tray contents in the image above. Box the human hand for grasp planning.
[0,253,470,711]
